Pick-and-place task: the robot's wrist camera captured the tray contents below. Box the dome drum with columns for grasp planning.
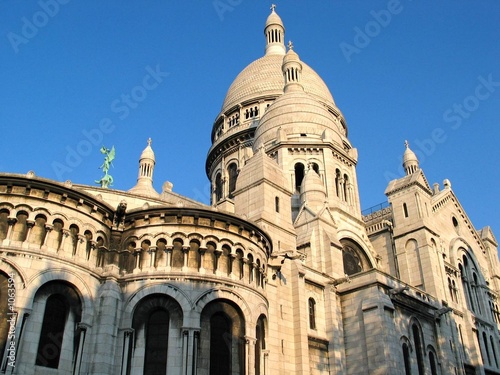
[0,6,498,375]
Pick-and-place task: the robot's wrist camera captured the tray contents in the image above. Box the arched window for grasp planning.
[144,309,169,375]
[312,163,319,174]
[0,209,8,240]
[452,216,459,234]
[448,277,456,302]
[491,335,499,368]
[412,324,425,375]
[402,343,411,375]
[33,282,82,371]
[429,351,437,375]
[335,169,341,198]
[472,273,482,314]
[12,211,28,242]
[308,298,316,330]
[215,173,223,202]
[294,163,305,193]
[255,315,266,375]
[70,224,79,255]
[343,174,349,202]
[228,163,238,199]
[131,294,183,375]
[460,253,483,314]
[32,214,47,246]
[483,331,492,366]
[341,239,372,276]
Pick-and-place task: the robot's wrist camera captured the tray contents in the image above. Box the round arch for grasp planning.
[24,268,94,324]
[122,283,192,327]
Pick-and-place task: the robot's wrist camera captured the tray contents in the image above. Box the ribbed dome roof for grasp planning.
[253,90,343,150]
[220,53,336,114]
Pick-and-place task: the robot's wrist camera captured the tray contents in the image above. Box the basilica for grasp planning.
[0,7,499,375]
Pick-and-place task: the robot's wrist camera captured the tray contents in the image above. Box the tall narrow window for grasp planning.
[483,331,492,365]
[294,163,305,193]
[210,312,231,374]
[215,173,223,202]
[0,209,8,240]
[412,324,425,375]
[144,309,169,375]
[403,203,409,218]
[275,196,280,213]
[491,335,499,368]
[402,343,411,375]
[343,174,349,202]
[228,163,238,199]
[36,295,69,368]
[335,169,341,197]
[255,316,266,375]
[308,298,316,330]
[429,351,437,375]
[473,273,482,314]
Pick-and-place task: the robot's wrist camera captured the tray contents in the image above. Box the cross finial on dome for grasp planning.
[288,40,294,50]
[147,137,152,146]
[270,4,276,12]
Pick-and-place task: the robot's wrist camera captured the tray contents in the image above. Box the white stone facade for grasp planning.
[0,7,499,375]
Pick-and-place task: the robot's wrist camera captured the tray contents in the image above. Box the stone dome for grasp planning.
[265,7,284,29]
[220,53,336,114]
[140,143,155,161]
[253,89,344,150]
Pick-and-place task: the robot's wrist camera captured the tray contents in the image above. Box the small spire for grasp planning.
[282,41,303,93]
[264,4,286,55]
[128,139,159,197]
[402,140,419,175]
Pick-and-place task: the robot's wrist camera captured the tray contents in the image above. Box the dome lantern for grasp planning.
[264,4,286,56]
[402,140,419,175]
[282,41,304,93]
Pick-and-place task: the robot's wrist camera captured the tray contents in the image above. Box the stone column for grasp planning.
[245,336,256,375]
[59,229,70,253]
[199,246,207,274]
[182,245,190,271]
[214,248,222,275]
[42,224,52,248]
[89,280,122,375]
[120,329,134,375]
[149,246,158,269]
[229,253,236,278]
[192,330,200,374]
[263,349,270,375]
[133,248,141,273]
[1,309,30,374]
[73,322,91,375]
[181,329,189,375]
[24,220,35,245]
[165,245,173,270]
[6,218,16,241]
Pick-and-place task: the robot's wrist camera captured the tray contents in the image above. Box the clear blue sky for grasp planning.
[1,1,499,235]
